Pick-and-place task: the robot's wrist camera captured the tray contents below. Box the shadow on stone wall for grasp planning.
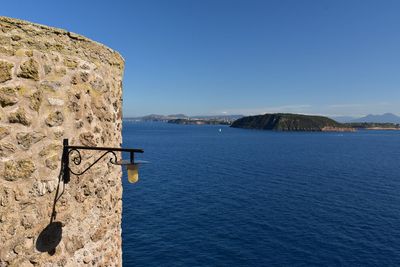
[35,158,65,255]
[36,222,62,255]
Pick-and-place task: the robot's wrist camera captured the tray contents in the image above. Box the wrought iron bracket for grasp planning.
[62,138,144,183]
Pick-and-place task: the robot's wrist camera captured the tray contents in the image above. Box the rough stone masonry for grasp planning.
[0,17,125,266]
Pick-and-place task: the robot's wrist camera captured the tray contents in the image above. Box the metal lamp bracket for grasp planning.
[62,139,144,183]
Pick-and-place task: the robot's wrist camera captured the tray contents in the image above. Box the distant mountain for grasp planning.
[231,113,354,132]
[330,116,357,123]
[168,119,231,125]
[125,114,243,123]
[191,115,244,121]
[167,114,187,118]
[351,113,400,124]
[126,114,189,122]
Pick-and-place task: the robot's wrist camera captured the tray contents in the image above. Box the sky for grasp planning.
[2,0,400,117]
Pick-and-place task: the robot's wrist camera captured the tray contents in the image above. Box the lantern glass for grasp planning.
[116,160,148,183]
[127,164,139,183]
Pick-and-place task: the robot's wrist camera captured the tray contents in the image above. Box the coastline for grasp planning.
[364,127,400,130]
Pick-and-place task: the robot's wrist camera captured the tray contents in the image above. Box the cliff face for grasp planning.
[0,17,124,266]
[231,113,354,132]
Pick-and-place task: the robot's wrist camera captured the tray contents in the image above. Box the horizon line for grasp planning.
[122,112,400,119]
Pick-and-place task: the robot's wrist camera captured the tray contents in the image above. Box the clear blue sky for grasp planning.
[2,0,400,117]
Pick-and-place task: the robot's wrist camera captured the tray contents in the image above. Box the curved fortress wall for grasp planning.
[0,17,124,266]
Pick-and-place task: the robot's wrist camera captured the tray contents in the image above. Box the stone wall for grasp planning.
[0,17,124,266]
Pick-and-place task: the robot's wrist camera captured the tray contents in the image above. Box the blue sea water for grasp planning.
[121,122,400,266]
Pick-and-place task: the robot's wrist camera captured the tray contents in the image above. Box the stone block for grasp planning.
[45,111,64,127]
[39,81,62,91]
[3,159,35,181]
[0,86,18,107]
[29,91,42,112]
[16,132,45,150]
[0,127,10,140]
[0,60,13,83]
[47,97,64,106]
[8,108,31,126]
[45,155,59,170]
[79,132,96,147]
[91,228,106,242]
[17,59,39,81]
[39,143,62,157]
[63,58,78,69]
[0,142,16,157]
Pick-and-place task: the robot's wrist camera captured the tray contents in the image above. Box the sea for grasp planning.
[121,122,400,266]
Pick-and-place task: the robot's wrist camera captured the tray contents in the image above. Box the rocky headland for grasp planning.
[231,113,355,132]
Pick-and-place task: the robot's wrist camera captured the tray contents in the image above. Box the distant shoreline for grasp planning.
[123,119,400,131]
[363,127,400,130]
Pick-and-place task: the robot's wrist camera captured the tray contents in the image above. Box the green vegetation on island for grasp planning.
[231,113,355,132]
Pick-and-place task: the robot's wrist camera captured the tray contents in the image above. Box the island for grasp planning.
[230,113,355,132]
